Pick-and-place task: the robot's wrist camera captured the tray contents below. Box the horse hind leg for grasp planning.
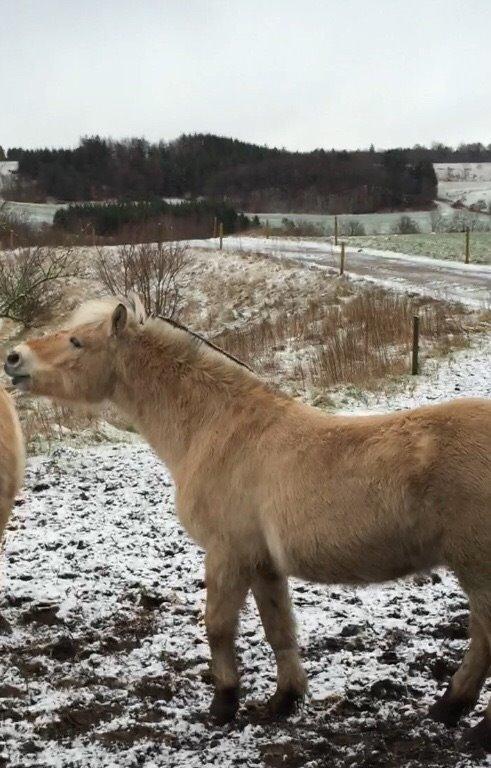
[251,563,308,717]
[429,611,490,728]
[463,596,491,751]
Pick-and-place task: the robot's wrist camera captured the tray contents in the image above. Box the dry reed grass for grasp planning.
[215,289,470,392]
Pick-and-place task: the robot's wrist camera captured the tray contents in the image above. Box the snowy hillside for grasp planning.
[435,162,491,211]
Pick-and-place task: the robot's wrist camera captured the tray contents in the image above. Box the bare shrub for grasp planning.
[0,246,79,326]
[276,218,325,237]
[341,219,366,236]
[392,215,421,235]
[96,240,187,317]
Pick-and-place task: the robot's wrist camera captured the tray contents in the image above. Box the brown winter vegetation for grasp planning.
[215,289,470,392]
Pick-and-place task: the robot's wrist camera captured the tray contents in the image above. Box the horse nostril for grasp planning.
[6,351,21,367]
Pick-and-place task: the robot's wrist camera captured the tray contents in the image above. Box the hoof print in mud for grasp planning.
[209,688,239,725]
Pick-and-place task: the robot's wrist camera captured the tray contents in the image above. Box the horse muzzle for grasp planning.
[4,349,32,390]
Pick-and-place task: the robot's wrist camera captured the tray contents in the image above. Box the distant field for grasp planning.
[435,162,491,211]
[250,204,490,235]
[1,200,68,226]
[347,232,491,264]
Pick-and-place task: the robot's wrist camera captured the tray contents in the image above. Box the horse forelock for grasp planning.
[67,297,253,374]
[68,298,123,329]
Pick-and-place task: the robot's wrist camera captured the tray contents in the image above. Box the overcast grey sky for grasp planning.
[1,0,490,151]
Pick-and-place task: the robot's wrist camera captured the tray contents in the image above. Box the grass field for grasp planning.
[347,232,491,264]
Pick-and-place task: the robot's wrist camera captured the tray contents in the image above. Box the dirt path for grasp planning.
[194,237,491,308]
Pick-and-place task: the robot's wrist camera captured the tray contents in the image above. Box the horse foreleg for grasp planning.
[205,551,249,724]
[251,563,307,717]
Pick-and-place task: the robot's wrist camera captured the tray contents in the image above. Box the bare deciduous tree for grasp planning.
[95,240,187,318]
[0,246,78,326]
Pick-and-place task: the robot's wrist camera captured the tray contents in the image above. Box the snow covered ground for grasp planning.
[1,200,68,226]
[0,332,490,767]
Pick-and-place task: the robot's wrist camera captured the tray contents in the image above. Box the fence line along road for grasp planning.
[194,236,491,309]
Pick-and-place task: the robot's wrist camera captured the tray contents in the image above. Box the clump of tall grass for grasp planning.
[216,289,468,391]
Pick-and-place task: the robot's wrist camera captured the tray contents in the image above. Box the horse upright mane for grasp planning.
[69,297,254,374]
[154,315,254,373]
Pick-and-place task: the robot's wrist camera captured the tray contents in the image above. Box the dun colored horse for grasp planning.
[4,297,491,749]
[0,385,24,543]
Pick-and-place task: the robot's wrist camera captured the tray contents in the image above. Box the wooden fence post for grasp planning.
[411,315,420,375]
[334,215,338,246]
[340,242,345,275]
[465,227,470,264]
[219,222,223,250]
[213,216,218,239]
[266,219,270,239]
[9,229,14,249]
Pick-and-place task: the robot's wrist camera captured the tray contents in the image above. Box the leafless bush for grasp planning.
[340,219,366,236]
[392,215,421,235]
[0,246,79,326]
[96,240,188,317]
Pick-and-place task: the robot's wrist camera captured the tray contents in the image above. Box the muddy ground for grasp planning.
[0,445,489,768]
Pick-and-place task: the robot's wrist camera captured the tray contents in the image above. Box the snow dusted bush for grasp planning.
[392,215,421,234]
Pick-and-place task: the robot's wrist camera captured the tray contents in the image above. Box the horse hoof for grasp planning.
[0,614,12,635]
[266,688,304,719]
[209,687,239,725]
[429,686,472,728]
[464,717,491,752]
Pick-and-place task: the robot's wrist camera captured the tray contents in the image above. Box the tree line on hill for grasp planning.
[3,135,491,213]
[53,198,252,237]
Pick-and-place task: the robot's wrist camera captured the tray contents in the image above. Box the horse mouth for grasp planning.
[11,374,31,390]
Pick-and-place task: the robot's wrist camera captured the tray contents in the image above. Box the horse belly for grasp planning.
[282,509,443,586]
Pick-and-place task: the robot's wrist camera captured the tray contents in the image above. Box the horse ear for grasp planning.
[111,304,128,337]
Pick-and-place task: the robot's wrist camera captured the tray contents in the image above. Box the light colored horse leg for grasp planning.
[251,564,307,717]
[430,612,490,727]
[205,551,250,724]
[0,499,14,634]
[463,596,491,751]
[0,499,12,540]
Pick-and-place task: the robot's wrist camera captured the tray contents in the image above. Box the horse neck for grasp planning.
[110,330,263,475]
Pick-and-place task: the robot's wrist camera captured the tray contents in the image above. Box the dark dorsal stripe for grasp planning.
[153,315,254,373]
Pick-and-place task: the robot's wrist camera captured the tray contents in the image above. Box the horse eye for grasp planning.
[70,337,83,349]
